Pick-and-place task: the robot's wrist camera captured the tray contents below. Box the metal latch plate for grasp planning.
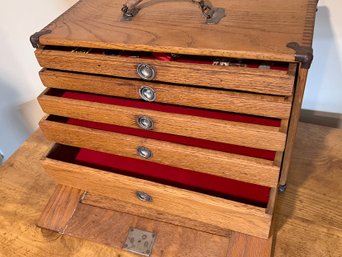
[123,228,156,256]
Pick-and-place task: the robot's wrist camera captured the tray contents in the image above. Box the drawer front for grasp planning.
[38,90,286,152]
[40,69,292,119]
[39,117,280,187]
[35,48,295,96]
[42,149,273,239]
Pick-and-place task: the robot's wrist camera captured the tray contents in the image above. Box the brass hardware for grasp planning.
[30,29,52,48]
[139,86,156,102]
[137,146,153,159]
[136,191,153,202]
[0,151,4,166]
[123,228,156,256]
[278,184,287,193]
[137,64,156,80]
[121,0,225,24]
[287,42,313,69]
[137,116,154,130]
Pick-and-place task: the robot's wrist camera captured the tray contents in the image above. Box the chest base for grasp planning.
[37,184,273,257]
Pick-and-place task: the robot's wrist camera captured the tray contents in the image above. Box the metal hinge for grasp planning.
[287,42,313,69]
[30,29,52,48]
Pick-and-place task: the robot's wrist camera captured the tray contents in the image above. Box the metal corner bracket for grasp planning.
[287,42,313,69]
[278,184,287,193]
[30,29,52,48]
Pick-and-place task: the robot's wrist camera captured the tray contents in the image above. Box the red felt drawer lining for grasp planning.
[44,87,280,207]
[74,147,270,207]
[52,116,271,207]
[60,91,281,127]
[66,118,276,161]
[147,52,288,71]
[45,46,289,71]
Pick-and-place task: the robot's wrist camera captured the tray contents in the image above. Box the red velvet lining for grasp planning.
[56,116,272,206]
[45,46,289,71]
[99,49,289,71]
[46,88,280,207]
[61,91,281,127]
[74,148,270,206]
[67,118,276,161]
[151,52,289,71]
[62,116,272,207]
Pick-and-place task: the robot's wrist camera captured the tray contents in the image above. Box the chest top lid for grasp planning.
[33,0,317,62]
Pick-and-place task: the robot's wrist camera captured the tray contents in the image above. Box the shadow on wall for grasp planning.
[0,78,38,161]
[304,6,342,113]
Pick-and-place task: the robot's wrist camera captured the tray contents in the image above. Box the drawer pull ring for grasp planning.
[136,191,153,202]
[137,64,156,80]
[137,146,153,159]
[137,116,154,130]
[139,86,156,102]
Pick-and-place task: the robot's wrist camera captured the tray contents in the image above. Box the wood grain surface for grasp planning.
[0,123,341,256]
[39,69,293,118]
[273,123,342,257]
[279,68,308,185]
[36,0,317,61]
[65,203,272,257]
[35,49,295,95]
[38,93,287,151]
[82,192,233,237]
[42,157,272,238]
[37,185,84,233]
[40,119,280,187]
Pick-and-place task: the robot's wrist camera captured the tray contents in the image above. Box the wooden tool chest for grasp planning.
[31,0,317,255]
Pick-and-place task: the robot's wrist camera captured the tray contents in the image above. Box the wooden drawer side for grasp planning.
[38,92,287,152]
[39,69,292,119]
[39,117,280,187]
[35,49,295,96]
[41,156,273,239]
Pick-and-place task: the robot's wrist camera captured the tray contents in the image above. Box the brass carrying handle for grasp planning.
[121,0,225,24]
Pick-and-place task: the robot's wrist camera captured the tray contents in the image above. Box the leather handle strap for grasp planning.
[121,0,225,24]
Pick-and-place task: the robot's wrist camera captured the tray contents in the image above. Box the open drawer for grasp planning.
[39,69,293,119]
[38,89,287,152]
[42,143,277,239]
[35,46,296,96]
[40,115,280,188]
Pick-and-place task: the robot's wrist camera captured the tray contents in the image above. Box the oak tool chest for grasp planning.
[30,0,317,256]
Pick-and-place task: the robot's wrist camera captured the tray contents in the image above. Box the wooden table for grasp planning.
[0,122,341,257]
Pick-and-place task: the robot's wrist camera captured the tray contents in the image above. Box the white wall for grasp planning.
[0,1,341,160]
[303,1,342,113]
[0,0,77,160]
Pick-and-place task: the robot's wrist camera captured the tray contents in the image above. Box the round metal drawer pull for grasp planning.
[137,116,154,130]
[136,191,153,202]
[139,86,156,102]
[137,63,156,80]
[137,146,153,159]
